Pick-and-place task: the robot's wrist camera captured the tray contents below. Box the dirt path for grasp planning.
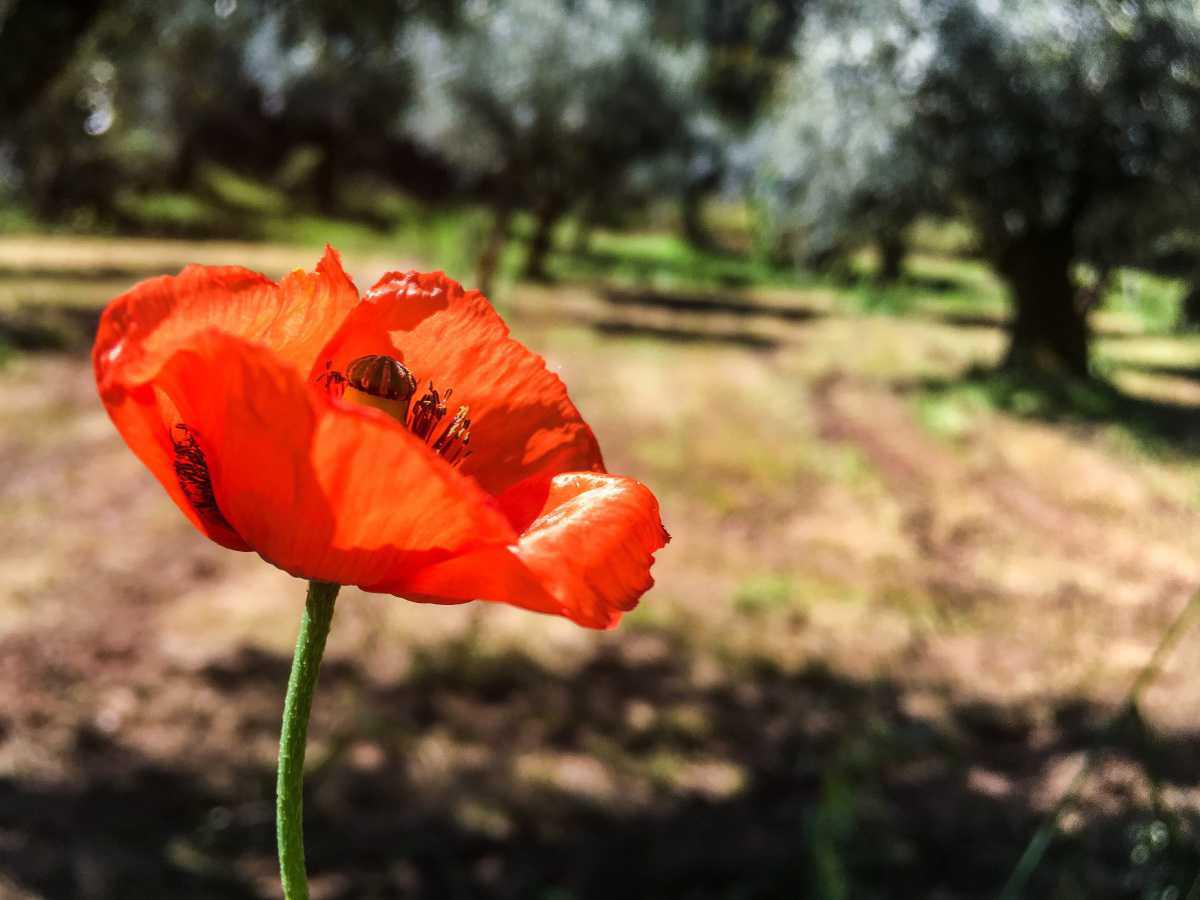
[1,253,1199,897]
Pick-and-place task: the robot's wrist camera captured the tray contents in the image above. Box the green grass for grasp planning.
[256,215,403,253]
[4,164,1193,341]
[552,229,809,292]
[732,573,798,616]
[918,369,1122,427]
[1102,268,1189,335]
[112,189,229,236]
[913,364,1200,465]
[199,163,290,215]
[907,217,980,257]
[0,168,1071,323]
[0,204,36,233]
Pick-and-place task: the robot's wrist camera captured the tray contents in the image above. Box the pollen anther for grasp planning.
[432,405,472,465]
[409,381,450,442]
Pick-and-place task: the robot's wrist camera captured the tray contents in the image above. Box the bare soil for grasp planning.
[1,237,1198,899]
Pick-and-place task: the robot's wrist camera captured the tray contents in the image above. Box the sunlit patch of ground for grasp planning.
[0,236,1198,898]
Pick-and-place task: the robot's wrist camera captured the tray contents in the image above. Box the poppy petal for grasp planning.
[147,331,519,587]
[398,472,670,628]
[314,271,605,507]
[94,245,358,393]
[97,376,253,550]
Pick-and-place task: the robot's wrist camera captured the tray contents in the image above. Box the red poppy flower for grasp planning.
[93,247,668,628]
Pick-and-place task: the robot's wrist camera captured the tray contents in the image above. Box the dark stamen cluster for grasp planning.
[319,356,472,466]
[172,424,230,527]
[407,382,472,464]
[409,382,450,440]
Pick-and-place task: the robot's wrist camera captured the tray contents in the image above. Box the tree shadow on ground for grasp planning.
[563,249,770,290]
[898,308,1149,342]
[0,728,265,900]
[1118,360,1200,385]
[916,310,1007,330]
[904,366,1200,456]
[0,266,171,283]
[590,320,781,351]
[900,274,963,294]
[0,286,800,361]
[1,632,1196,900]
[0,303,103,353]
[601,288,823,323]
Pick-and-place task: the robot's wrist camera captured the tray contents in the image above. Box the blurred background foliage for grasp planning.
[4,0,1200,372]
[4,1,1200,898]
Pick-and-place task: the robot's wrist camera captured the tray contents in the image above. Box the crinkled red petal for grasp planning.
[151,331,518,586]
[315,270,605,522]
[395,472,669,628]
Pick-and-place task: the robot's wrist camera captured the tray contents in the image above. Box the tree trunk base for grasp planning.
[476,203,513,297]
[997,235,1091,379]
[523,201,564,282]
[876,234,906,283]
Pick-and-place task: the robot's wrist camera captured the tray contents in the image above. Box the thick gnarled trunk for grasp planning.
[995,233,1090,377]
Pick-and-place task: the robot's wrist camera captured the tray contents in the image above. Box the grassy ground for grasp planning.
[1,227,1200,899]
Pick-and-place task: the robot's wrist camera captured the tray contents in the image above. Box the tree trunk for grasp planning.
[876,233,905,283]
[1178,263,1200,331]
[172,131,198,190]
[475,202,513,297]
[523,199,564,281]
[1181,283,1200,331]
[681,176,717,251]
[314,136,339,214]
[571,205,595,256]
[996,233,1090,377]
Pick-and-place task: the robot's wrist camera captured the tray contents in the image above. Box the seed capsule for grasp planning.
[345,355,419,403]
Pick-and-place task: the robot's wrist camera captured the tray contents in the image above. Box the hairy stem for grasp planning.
[277,580,340,900]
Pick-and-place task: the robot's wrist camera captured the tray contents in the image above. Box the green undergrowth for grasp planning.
[1,166,1193,340]
[551,229,807,292]
[1100,268,1189,335]
[915,365,1200,461]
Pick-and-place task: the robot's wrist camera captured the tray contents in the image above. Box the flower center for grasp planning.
[318,355,472,465]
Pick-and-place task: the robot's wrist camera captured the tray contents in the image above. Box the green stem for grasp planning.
[277,580,340,900]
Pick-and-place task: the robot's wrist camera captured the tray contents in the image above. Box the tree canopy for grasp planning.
[759,0,1200,374]
[403,0,702,286]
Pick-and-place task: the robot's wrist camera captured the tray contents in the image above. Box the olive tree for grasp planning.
[3,0,454,222]
[759,0,1200,375]
[403,0,701,292]
[651,0,808,248]
[3,0,280,221]
[756,9,935,280]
